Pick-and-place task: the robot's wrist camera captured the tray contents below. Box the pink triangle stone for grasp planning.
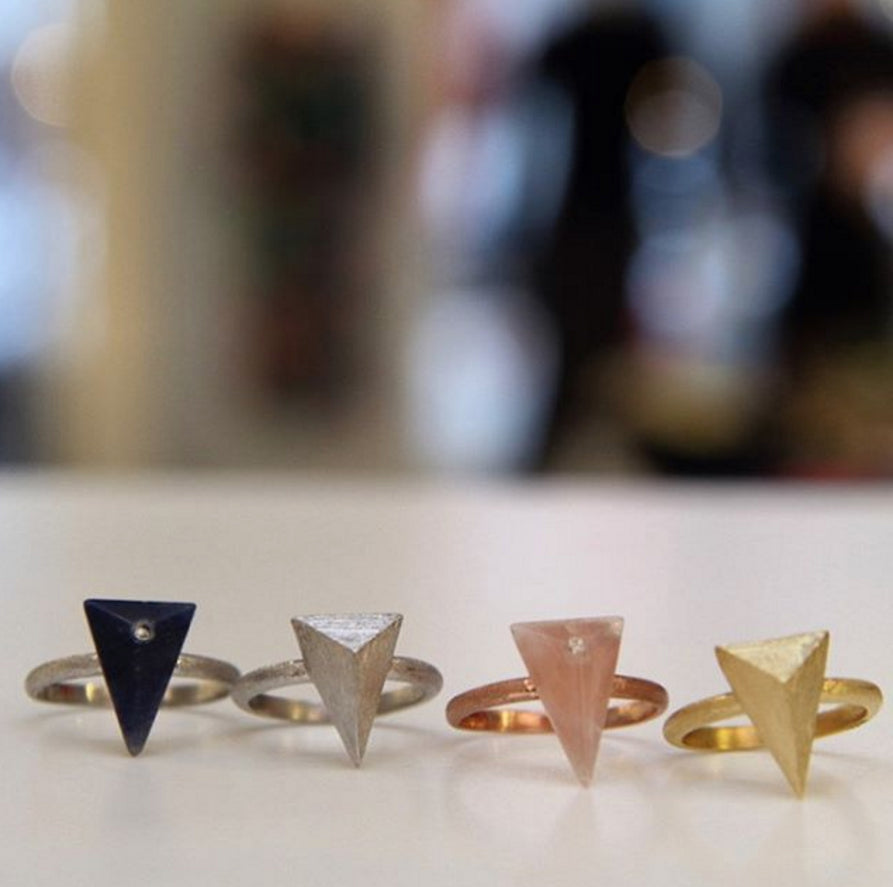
[511,617,623,786]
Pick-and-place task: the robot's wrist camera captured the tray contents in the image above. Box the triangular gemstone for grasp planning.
[84,599,195,756]
[511,617,623,786]
[716,630,828,796]
[292,614,402,765]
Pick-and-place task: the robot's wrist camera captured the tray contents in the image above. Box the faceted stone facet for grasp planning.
[292,614,402,766]
[511,617,623,786]
[716,630,829,796]
[84,599,196,756]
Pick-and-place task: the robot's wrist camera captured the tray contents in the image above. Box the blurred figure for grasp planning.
[619,53,796,477]
[0,9,81,462]
[235,16,373,408]
[765,0,893,360]
[764,0,893,474]
[527,2,668,467]
[411,1,569,473]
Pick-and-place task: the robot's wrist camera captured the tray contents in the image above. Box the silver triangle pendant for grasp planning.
[292,614,402,765]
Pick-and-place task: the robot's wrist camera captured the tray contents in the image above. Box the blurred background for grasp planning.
[2,0,892,477]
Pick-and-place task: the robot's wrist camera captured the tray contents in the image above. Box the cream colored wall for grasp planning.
[58,0,430,468]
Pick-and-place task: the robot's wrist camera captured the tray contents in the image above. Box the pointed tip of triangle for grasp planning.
[337,720,371,767]
[572,762,595,787]
[345,742,365,767]
[125,734,149,757]
[788,771,807,798]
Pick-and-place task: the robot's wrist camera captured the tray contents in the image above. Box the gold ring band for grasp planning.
[447,673,669,733]
[663,677,883,751]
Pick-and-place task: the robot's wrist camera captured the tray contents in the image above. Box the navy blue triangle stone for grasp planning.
[84,599,196,755]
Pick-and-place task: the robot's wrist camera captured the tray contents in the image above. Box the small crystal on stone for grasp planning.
[567,636,587,656]
[132,621,155,642]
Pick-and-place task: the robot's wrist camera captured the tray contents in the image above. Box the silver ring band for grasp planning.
[233,656,443,722]
[25,652,240,706]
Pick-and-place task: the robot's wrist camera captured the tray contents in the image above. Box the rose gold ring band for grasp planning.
[446,674,669,733]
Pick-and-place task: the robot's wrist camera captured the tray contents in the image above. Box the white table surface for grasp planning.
[1,474,890,886]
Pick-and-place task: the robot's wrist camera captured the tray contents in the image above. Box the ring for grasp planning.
[26,652,239,707]
[662,630,883,796]
[445,617,668,786]
[447,674,668,732]
[232,613,443,766]
[25,599,240,756]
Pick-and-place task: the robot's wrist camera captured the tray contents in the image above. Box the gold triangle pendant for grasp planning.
[716,631,829,796]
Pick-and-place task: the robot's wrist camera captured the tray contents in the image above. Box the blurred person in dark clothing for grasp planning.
[763,0,893,474]
[765,0,893,363]
[528,4,668,467]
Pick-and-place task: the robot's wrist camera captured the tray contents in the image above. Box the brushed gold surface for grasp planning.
[663,679,882,751]
[716,631,828,796]
[663,629,883,797]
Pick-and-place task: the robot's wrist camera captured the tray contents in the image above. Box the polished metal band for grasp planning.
[663,677,883,750]
[446,674,669,732]
[232,656,443,722]
[25,652,240,707]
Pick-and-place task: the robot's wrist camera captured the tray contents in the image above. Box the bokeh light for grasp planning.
[625,57,722,158]
[11,22,73,127]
